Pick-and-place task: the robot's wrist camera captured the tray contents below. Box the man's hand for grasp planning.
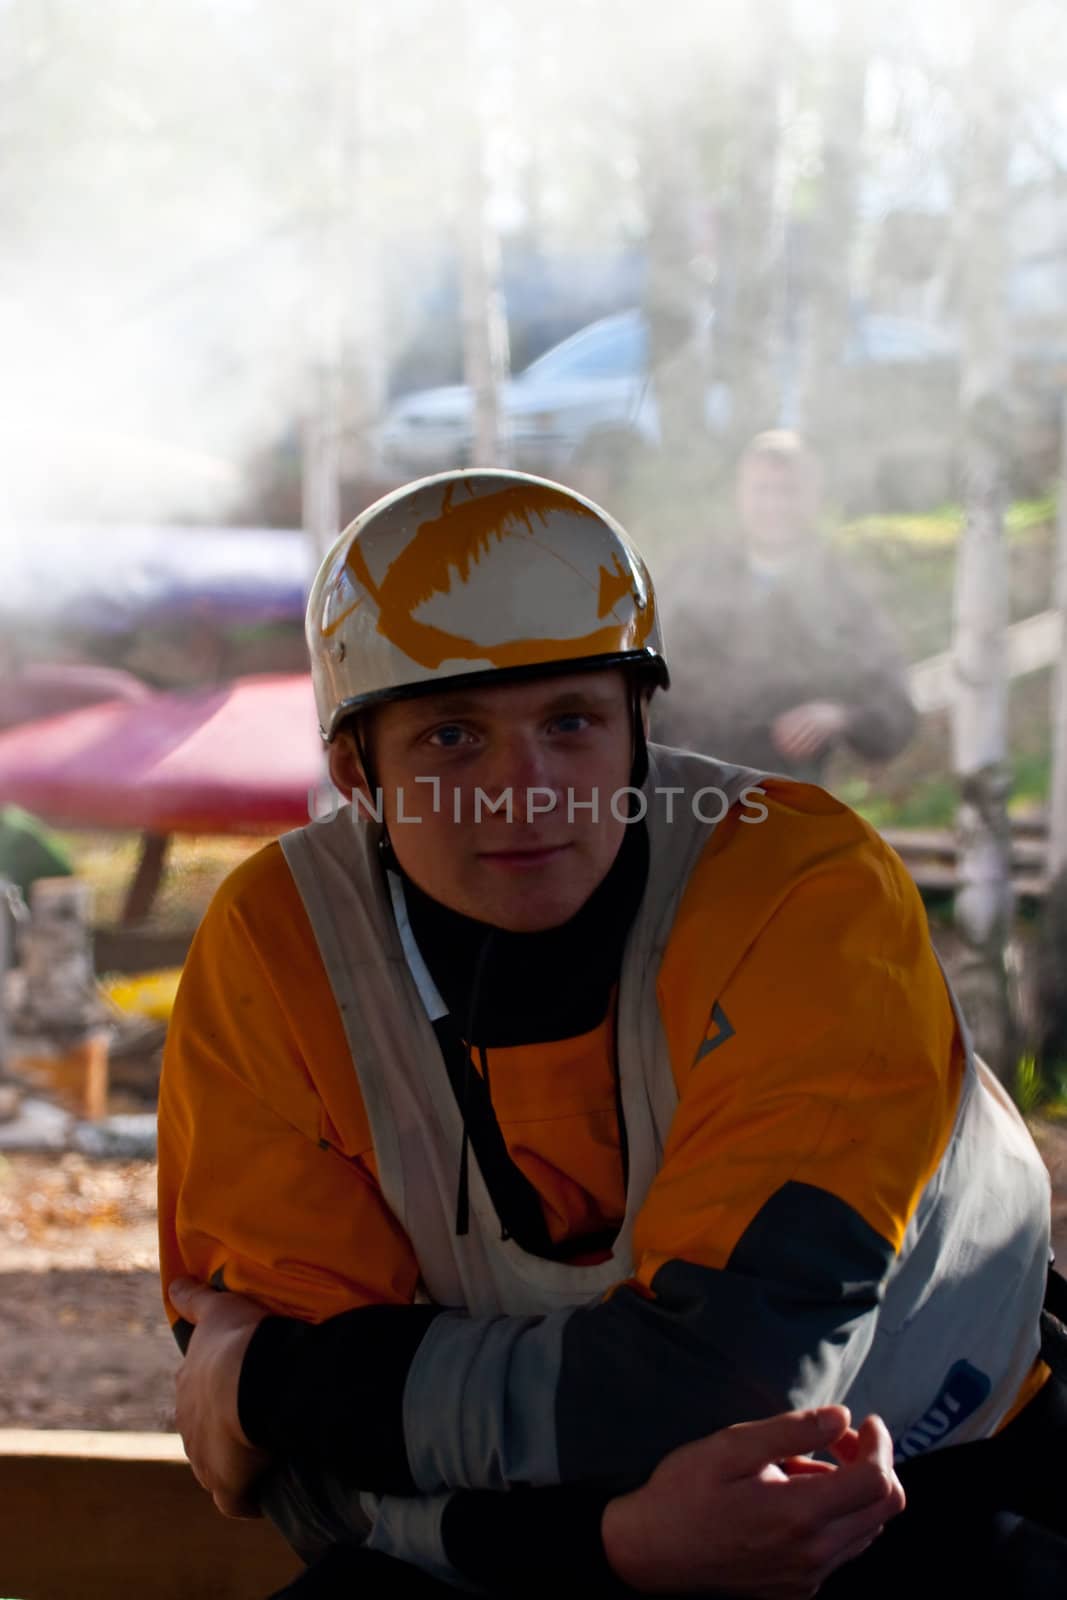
[772,701,849,761]
[169,1277,272,1519]
[600,1405,904,1598]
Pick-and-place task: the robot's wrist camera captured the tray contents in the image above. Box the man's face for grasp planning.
[332,669,637,932]
[736,456,818,561]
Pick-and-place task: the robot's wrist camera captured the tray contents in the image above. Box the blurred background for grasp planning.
[3,0,1067,1433]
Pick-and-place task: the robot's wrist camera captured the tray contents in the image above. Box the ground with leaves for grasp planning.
[0,1153,176,1432]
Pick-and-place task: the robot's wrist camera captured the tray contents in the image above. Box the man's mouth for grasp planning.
[477,843,572,869]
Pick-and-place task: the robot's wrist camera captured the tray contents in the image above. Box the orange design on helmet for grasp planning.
[332,479,656,669]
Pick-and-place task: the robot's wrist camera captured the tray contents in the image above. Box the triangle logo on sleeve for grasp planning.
[696,1001,735,1063]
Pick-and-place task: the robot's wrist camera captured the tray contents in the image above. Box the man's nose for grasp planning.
[481,730,556,806]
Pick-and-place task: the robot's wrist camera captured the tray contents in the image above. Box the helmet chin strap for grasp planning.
[348,716,398,871]
[630,672,650,793]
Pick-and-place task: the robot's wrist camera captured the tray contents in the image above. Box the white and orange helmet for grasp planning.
[307,469,668,743]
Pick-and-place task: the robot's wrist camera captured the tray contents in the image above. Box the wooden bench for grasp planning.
[0,1430,302,1600]
[878,824,1050,900]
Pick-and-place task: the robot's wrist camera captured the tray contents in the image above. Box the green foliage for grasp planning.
[1006,496,1057,535]
[1012,749,1052,807]
[841,774,960,830]
[839,507,962,549]
[1013,1053,1045,1116]
[842,743,1050,835]
[1012,1055,1067,1120]
[839,495,1056,550]
[1041,1066,1067,1119]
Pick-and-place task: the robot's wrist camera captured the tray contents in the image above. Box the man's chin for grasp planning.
[493,906,581,934]
[469,876,595,934]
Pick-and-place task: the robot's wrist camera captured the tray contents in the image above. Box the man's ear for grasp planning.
[327,732,368,803]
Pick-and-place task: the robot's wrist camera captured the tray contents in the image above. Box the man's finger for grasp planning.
[832,1417,903,1508]
[168,1278,209,1321]
[782,1456,837,1477]
[787,1457,896,1523]
[829,1429,860,1466]
[851,1414,896,1473]
[820,1488,899,1554]
[719,1407,851,1479]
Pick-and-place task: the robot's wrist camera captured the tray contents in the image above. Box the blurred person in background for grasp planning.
[656,431,917,784]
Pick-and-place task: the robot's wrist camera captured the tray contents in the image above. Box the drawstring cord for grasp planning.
[630,674,650,789]
[456,931,495,1237]
[348,716,398,870]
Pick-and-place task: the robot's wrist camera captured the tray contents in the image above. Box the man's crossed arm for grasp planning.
[170,1277,903,1599]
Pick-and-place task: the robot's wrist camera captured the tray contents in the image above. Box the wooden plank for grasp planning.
[0,1431,302,1600]
[900,862,1049,898]
[879,827,1050,889]
[0,1428,184,1460]
[879,827,957,858]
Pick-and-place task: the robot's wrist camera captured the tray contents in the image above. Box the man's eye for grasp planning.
[428,724,469,748]
[551,713,590,734]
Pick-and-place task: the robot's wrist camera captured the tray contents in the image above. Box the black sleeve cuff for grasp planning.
[441,1485,641,1597]
[237,1304,443,1494]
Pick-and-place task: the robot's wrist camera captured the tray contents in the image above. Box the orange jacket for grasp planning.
[159,773,1048,1503]
[161,777,959,1327]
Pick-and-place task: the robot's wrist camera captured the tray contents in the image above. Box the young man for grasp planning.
[656,431,916,783]
[159,470,1064,1597]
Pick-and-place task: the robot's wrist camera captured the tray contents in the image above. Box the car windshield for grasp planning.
[517,318,648,384]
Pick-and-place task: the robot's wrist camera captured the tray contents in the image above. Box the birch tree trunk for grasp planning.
[302,373,341,563]
[1034,391,1067,1076]
[639,106,709,468]
[302,2,386,553]
[457,1,510,467]
[951,33,1016,1078]
[795,8,868,480]
[716,8,785,465]
[1049,390,1067,877]
[302,0,348,562]
[342,12,388,491]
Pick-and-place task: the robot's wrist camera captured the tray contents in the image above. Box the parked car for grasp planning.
[374,311,719,481]
[373,306,960,502]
